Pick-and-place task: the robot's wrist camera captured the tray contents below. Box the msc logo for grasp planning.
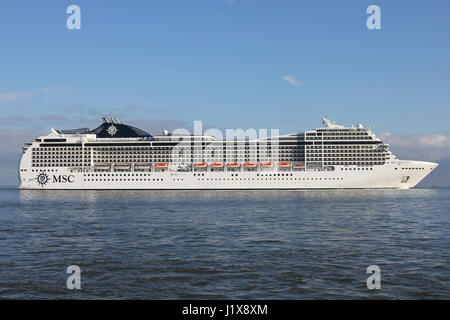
[53,175,75,183]
[35,173,75,186]
[35,172,50,187]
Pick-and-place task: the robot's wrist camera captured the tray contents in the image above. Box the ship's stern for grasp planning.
[18,142,33,189]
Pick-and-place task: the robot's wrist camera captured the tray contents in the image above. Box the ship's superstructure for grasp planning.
[19,118,438,189]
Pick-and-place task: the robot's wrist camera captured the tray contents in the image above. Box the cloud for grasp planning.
[283,75,302,87]
[0,116,31,127]
[0,91,32,102]
[40,114,69,123]
[0,114,71,129]
[380,133,450,148]
[163,67,175,73]
[417,134,450,148]
[0,128,42,153]
[380,132,450,161]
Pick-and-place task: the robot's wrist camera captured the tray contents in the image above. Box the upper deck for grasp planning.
[23,117,394,170]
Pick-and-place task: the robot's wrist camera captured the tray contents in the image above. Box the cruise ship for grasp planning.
[19,117,438,190]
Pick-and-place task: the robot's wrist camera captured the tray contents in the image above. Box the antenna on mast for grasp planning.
[321,116,331,127]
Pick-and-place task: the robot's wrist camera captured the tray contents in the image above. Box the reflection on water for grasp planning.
[1,187,449,299]
[18,187,440,202]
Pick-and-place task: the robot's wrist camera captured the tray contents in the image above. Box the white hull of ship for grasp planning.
[19,161,438,190]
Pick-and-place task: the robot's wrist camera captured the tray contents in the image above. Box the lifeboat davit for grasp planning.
[244,162,257,167]
[261,162,273,167]
[135,162,151,167]
[114,163,131,171]
[95,163,111,170]
[194,163,208,168]
[135,162,151,170]
[211,163,224,168]
[154,163,168,167]
[95,162,111,167]
[279,162,291,167]
[115,162,130,167]
[227,163,240,167]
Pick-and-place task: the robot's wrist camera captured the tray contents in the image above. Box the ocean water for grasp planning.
[0,187,449,299]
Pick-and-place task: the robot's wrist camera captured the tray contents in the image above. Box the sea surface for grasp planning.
[0,187,449,299]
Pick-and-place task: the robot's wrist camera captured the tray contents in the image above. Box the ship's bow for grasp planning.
[406,161,439,188]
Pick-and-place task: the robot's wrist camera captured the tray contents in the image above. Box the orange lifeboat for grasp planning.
[261,162,274,167]
[244,162,257,167]
[279,162,291,167]
[227,163,240,167]
[154,163,168,167]
[211,163,224,168]
[294,163,305,167]
[194,163,208,168]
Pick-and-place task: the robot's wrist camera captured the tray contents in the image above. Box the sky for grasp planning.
[0,0,449,186]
